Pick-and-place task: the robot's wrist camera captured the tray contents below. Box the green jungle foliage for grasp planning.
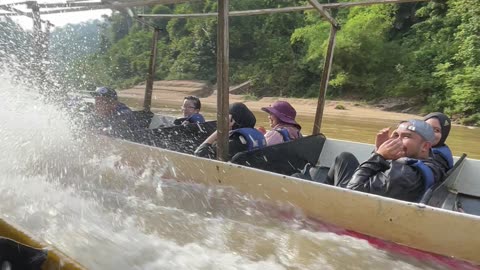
[45,0,480,125]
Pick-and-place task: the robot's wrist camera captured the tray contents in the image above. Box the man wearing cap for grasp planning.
[324,119,445,202]
[90,86,138,136]
[261,101,302,146]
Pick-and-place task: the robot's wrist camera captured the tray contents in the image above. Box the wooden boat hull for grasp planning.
[101,136,480,266]
[0,218,84,269]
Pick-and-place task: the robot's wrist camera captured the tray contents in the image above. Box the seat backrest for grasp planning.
[420,153,467,206]
[126,121,217,154]
[231,134,327,176]
[148,114,176,129]
[131,110,154,129]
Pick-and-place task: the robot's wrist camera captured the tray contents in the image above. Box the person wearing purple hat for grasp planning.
[261,101,302,146]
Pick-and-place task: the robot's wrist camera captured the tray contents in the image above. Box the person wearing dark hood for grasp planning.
[423,112,454,171]
[194,102,266,160]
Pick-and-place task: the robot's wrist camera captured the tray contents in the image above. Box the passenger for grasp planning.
[261,101,302,146]
[174,96,205,125]
[423,112,454,171]
[322,120,445,202]
[194,102,266,160]
[90,86,139,136]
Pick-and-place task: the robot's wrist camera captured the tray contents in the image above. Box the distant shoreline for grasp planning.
[118,80,479,158]
[118,80,476,128]
[119,80,423,123]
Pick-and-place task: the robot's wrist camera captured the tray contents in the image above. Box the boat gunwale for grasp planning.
[105,136,480,266]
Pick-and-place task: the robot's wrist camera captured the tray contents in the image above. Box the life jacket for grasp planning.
[275,128,302,143]
[275,128,291,142]
[405,158,435,193]
[115,102,132,115]
[432,145,454,169]
[174,113,205,125]
[231,128,267,151]
[186,113,205,123]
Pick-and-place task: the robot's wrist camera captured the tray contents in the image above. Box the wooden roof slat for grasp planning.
[0,0,430,17]
[139,6,311,18]
[0,4,54,26]
[137,0,429,19]
[308,0,338,27]
[36,0,192,9]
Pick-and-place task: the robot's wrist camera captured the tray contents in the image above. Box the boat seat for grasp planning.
[231,134,327,176]
[0,237,47,269]
[123,121,217,154]
[454,194,480,216]
[132,110,155,129]
[148,114,176,129]
[420,153,467,206]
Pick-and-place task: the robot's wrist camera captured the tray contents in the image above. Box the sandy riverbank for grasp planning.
[118,80,420,122]
[117,80,480,158]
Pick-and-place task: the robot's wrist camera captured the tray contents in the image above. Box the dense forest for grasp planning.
[1,0,479,125]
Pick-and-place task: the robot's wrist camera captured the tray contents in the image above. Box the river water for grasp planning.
[1,73,478,270]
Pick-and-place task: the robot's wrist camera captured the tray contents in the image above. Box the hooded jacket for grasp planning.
[195,103,262,160]
[423,112,453,172]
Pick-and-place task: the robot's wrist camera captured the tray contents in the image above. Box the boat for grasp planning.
[90,0,480,263]
[99,134,480,266]
[0,218,84,269]
[2,0,479,268]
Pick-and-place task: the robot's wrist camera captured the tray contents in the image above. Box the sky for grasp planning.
[2,0,112,29]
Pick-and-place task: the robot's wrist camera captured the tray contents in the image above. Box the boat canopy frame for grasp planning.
[0,0,431,160]
[136,0,429,160]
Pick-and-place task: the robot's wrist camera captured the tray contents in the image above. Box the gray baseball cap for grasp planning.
[398,119,435,143]
[92,87,118,100]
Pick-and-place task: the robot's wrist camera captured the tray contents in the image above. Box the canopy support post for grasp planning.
[216,0,230,161]
[312,24,338,135]
[143,28,160,112]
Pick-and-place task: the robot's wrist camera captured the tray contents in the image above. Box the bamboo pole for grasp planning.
[29,1,46,94]
[143,28,160,112]
[138,6,312,18]
[308,0,339,27]
[36,0,191,9]
[41,23,55,96]
[216,0,229,161]
[136,0,429,19]
[0,2,53,26]
[321,0,429,8]
[313,25,338,135]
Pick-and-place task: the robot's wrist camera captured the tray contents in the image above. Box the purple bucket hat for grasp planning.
[261,101,301,129]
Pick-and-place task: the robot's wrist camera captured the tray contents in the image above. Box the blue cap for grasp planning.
[92,87,117,100]
[398,119,435,143]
